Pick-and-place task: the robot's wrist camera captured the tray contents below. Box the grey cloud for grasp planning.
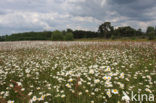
[67,0,111,20]
[66,0,156,31]
[68,0,156,22]
[0,0,156,35]
[108,0,156,21]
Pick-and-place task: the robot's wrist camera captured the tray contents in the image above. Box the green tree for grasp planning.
[115,26,136,37]
[65,32,74,41]
[98,22,114,38]
[146,26,155,40]
[136,28,143,36]
[146,26,155,34]
[67,28,73,33]
[51,30,64,41]
[148,31,155,40]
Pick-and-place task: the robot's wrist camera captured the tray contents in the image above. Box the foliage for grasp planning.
[146,26,155,34]
[98,22,114,38]
[146,26,156,40]
[0,36,5,41]
[51,30,64,41]
[114,26,136,37]
[111,35,116,40]
[0,31,52,41]
[148,31,155,40]
[66,28,73,33]
[64,32,74,41]
[0,22,156,41]
[73,30,99,39]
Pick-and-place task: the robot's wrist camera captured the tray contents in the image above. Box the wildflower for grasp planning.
[4,91,9,97]
[103,76,111,80]
[95,88,99,92]
[91,92,95,95]
[60,90,64,93]
[112,89,118,94]
[93,65,98,68]
[25,69,30,73]
[0,91,5,95]
[87,82,91,85]
[91,101,94,103]
[46,93,51,96]
[78,81,82,85]
[9,84,13,88]
[103,76,107,80]
[48,87,51,89]
[85,90,89,93]
[66,83,71,88]
[39,95,45,101]
[100,66,105,69]
[21,88,25,91]
[32,96,37,102]
[68,78,73,82]
[113,62,118,66]
[125,78,129,81]
[145,88,152,93]
[119,83,124,89]
[71,90,75,93]
[119,73,124,79]
[78,92,82,95]
[68,71,73,75]
[89,69,94,74]
[28,92,33,96]
[27,74,31,77]
[106,90,112,98]
[105,66,111,72]
[103,96,106,99]
[107,76,111,80]
[17,82,22,86]
[7,100,14,103]
[37,87,40,90]
[61,94,65,98]
[94,79,100,84]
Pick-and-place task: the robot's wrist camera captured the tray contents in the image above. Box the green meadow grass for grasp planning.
[0,41,155,103]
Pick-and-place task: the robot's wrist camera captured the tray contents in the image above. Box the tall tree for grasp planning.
[136,28,143,37]
[67,28,73,33]
[146,26,155,40]
[98,22,114,38]
[146,26,155,34]
[115,26,136,37]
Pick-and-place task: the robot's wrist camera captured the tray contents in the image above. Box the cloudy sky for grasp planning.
[0,0,156,35]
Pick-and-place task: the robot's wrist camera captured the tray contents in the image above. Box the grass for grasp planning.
[0,41,156,103]
[75,38,156,42]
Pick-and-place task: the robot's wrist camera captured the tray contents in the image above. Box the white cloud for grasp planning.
[72,16,102,24]
[0,0,156,35]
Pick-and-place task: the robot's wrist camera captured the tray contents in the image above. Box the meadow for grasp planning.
[0,41,156,103]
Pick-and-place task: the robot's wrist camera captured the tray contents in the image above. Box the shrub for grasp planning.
[131,37,136,40]
[148,31,155,40]
[111,35,116,40]
[51,30,64,41]
[65,32,74,41]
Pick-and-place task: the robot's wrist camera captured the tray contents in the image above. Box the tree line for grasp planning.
[0,22,156,41]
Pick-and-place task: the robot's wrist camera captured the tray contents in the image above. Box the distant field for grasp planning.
[76,38,156,42]
[0,41,156,103]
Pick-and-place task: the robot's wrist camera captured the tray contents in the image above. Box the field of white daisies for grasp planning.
[0,41,156,103]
